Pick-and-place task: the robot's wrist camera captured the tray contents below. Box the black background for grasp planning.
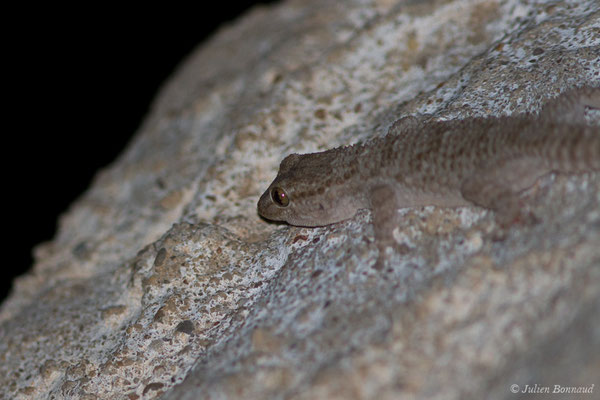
[3,2,279,303]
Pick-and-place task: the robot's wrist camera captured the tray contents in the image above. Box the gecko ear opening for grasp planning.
[271,187,290,207]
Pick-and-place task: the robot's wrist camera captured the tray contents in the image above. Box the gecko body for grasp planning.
[258,88,600,232]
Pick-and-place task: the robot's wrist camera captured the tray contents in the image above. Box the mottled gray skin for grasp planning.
[258,87,600,231]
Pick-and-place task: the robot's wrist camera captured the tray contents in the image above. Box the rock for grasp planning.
[1,0,599,399]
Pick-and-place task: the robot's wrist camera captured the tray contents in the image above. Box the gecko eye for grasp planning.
[271,187,289,207]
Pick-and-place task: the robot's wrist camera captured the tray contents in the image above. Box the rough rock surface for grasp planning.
[2,0,599,399]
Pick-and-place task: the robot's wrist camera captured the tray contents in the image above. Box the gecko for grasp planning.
[257,87,600,267]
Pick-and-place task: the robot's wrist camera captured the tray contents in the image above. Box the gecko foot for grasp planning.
[495,207,540,229]
[372,257,385,271]
[489,205,541,241]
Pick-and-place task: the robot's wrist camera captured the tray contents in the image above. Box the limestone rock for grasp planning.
[1,0,599,399]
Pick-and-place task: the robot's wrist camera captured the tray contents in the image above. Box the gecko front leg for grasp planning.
[369,185,402,270]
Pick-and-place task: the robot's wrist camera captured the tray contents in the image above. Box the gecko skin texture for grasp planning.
[258,87,600,230]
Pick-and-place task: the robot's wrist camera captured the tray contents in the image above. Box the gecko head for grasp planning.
[257,152,361,227]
